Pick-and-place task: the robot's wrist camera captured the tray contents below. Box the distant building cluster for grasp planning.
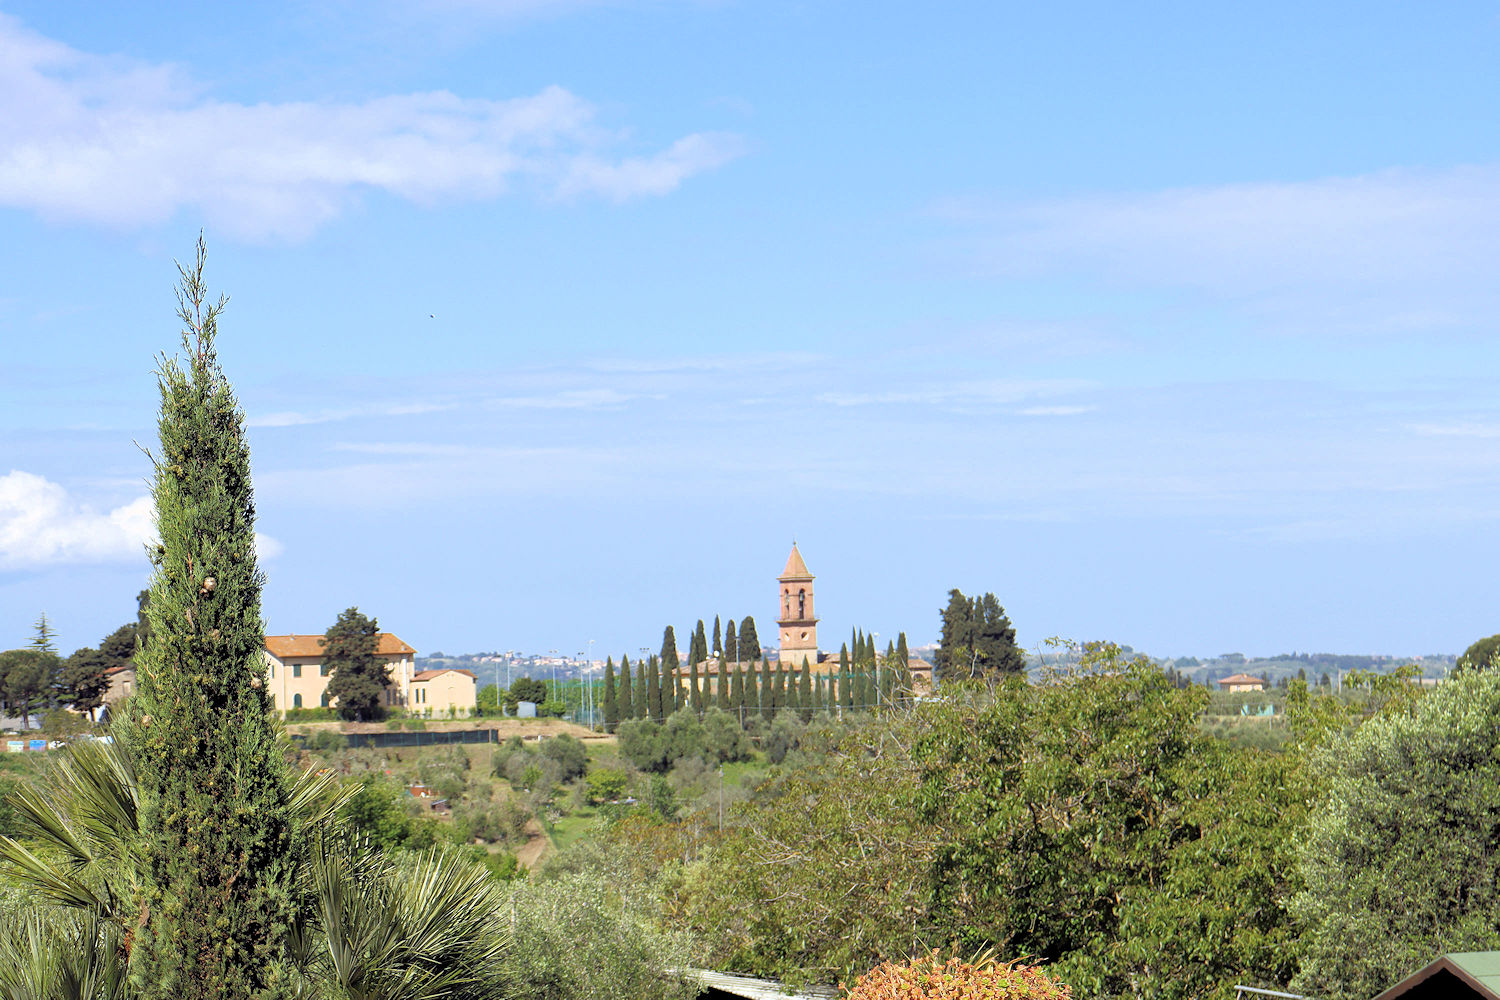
[106,632,478,717]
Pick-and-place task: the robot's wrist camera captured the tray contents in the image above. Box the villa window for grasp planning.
[293,694,303,709]
[320,693,330,708]
[320,663,330,677]
[293,664,302,678]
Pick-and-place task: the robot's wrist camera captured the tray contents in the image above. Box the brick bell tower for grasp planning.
[777,543,819,669]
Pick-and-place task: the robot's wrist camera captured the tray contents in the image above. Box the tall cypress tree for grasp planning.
[839,643,853,710]
[646,653,662,721]
[881,641,898,710]
[692,619,708,666]
[745,660,759,721]
[760,659,774,720]
[618,653,634,721]
[786,666,801,717]
[724,619,737,666]
[712,615,722,657]
[716,660,731,711]
[813,672,826,713]
[730,662,745,719]
[130,240,297,1000]
[661,625,680,676]
[689,658,703,714]
[799,659,813,721]
[896,632,911,707]
[603,656,619,732]
[635,658,648,719]
[739,616,762,663]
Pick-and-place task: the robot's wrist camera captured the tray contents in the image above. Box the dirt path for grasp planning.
[515,818,551,870]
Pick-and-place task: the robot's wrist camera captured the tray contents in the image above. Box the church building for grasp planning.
[776,543,820,669]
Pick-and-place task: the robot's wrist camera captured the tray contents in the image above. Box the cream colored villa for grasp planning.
[103,632,478,717]
[262,633,477,716]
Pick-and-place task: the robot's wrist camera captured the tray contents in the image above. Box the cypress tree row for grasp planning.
[724,620,737,666]
[619,653,634,721]
[646,654,662,721]
[130,241,298,1000]
[773,664,788,715]
[731,662,745,718]
[603,657,618,732]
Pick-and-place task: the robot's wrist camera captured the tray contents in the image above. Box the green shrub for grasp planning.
[283,707,338,722]
[493,873,696,1000]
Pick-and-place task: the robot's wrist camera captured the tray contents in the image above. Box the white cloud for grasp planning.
[0,470,281,569]
[940,165,1500,333]
[0,471,152,569]
[0,15,742,241]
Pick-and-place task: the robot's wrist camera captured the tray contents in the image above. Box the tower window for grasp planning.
[798,588,806,617]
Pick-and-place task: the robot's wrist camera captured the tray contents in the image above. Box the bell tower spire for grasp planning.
[777,543,818,669]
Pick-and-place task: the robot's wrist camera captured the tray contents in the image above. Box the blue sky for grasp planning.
[4,1,1500,660]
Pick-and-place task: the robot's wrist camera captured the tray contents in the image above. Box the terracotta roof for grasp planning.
[263,633,417,659]
[105,665,134,676]
[780,543,812,580]
[413,668,477,681]
[1218,673,1265,686]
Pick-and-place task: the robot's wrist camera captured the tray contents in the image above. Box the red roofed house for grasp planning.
[102,630,474,717]
[1218,672,1267,693]
[409,668,479,716]
[263,632,417,714]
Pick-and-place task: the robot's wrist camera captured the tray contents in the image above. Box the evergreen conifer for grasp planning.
[635,658,648,718]
[690,659,703,714]
[739,616,761,663]
[713,615,722,657]
[760,658,774,719]
[799,659,813,721]
[730,662,745,719]
[603,656,619,732]
[745,661,760,721]
[724,619,737,666]
[646,654,662,721]
[618,653,634,721]
[839,644,853,710]
[129,240,298,999]
[661,625,680,675]
[323,607,387,720]
[692,620,708,666]
[716,661,730,711]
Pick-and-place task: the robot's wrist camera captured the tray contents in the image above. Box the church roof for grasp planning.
[780,543,813,580]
